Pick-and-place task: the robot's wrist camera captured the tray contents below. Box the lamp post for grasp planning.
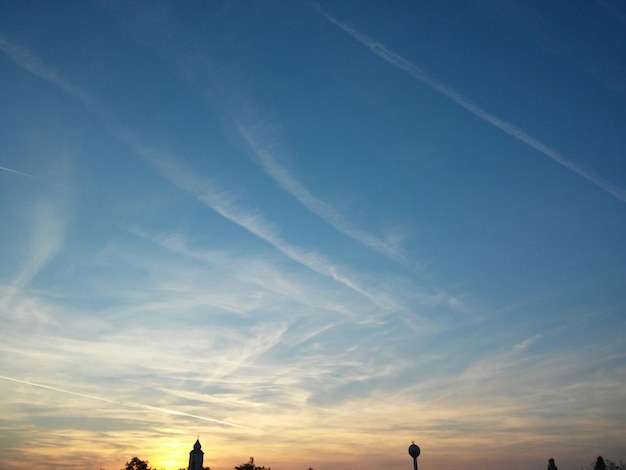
[408,441,421,470]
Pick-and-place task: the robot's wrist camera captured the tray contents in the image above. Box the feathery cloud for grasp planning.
[140,151,391,309]
[237,125,407,263]
[6,201,65,295]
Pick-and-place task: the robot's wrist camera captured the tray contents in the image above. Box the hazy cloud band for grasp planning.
[0,375,243,427]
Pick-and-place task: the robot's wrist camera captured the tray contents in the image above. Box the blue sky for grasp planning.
[1,1,625,469]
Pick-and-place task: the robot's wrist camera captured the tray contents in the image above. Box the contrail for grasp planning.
[0,165,65,187]
[145,153,390,309]
[237,125,407,264]
[0,375,243,428]
[313,4,626,203]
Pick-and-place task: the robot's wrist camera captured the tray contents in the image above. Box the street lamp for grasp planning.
[408,441,421,470]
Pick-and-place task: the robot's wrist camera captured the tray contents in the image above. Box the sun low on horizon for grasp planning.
[1,1,625,469]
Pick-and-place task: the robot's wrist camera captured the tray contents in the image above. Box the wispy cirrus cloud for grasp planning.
[0,34,392,310]
[313,4,626,203]
[0,37,80,97]
[237,125,407,263]
[0,35,106,119]
[130,228,362,320]
[95,6,411,266]
[0,34,133,149]
[140,151,392,309]
[0,28,465,454]
[0,375,243,427]
[2,201,66,307]
[512,333,541,353]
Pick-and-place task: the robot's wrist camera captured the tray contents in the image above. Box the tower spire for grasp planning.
[189,437,204,470]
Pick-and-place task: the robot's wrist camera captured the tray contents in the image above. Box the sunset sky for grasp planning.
[1,1,625,469]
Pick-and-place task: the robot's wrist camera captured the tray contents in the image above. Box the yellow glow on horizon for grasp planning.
[2,375,625,470]
[152,458,186,470]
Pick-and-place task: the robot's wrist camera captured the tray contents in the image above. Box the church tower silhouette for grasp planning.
[188,438,204,470]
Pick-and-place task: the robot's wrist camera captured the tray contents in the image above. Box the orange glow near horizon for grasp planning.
[2,376,625,470]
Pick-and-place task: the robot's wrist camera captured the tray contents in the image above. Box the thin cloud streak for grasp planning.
[130,229,359,319]
[143,153,389,309]
[0,36,102,116]
[0,375,243,428]
[5,202,65,301]
[0,34,132,149]
[313,4,626,203]
[513,333,541,353]
[237,125,406,263]
[0,165,65,187]
[0,36,388,310]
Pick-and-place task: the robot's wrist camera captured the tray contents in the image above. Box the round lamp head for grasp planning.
[408,442,421,459]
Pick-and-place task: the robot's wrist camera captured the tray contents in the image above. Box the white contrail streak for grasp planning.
[144,154,389,309]
[0,375,243,428]
[0,165,38,179]
[313,4,626,203]
[237,125,407,264]
[0,165,65,187]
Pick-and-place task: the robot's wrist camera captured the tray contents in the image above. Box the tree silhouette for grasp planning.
[548,458,558,470]
[594,458,626,470]
[234,457,270,470]
[590,456,626,470]
[122,456,154,470]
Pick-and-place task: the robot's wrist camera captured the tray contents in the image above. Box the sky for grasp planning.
[1,1,625,469]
